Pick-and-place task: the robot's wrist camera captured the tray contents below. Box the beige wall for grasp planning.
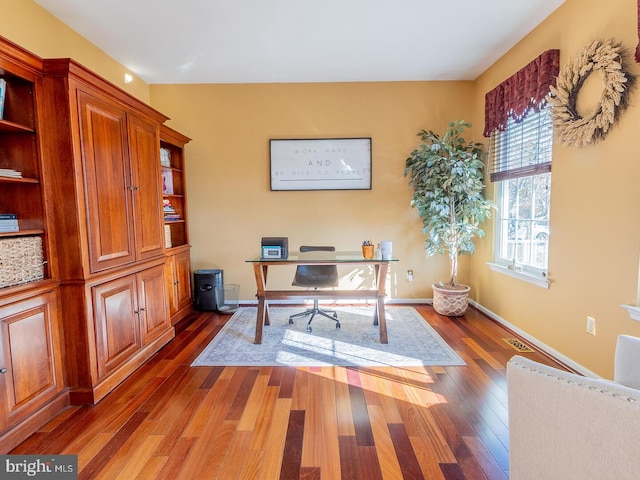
[149,81,475,300]
[472,0,640,377]
[4,0,640,377]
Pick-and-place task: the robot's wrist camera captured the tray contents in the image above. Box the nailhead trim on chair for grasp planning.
[509,359,639,403]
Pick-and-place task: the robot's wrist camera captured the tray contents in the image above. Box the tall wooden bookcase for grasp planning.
[160,125,193,325]
[0,37,66,452]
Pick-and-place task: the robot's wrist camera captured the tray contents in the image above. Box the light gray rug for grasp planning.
[191,306,465,367]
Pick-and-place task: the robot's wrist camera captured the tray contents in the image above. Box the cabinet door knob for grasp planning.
[140,307,146,311]
[0,368,7,374]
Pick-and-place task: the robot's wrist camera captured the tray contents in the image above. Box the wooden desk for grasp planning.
[246,251,397,344]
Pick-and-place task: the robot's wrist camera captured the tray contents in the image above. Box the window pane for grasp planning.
[498,173,550,270]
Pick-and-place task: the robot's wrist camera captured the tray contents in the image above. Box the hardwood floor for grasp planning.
[11,304,566,479]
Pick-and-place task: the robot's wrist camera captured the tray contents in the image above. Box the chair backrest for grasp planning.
[614,334,640,390]
[300,245,335,253]
[507,355,640,480]
[293,246,339,287]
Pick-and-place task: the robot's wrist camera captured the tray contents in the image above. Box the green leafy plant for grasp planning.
[404,120,493,287]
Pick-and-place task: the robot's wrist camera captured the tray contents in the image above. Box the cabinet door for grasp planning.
[92,275,140,380]
[165,255,178,316]
[128,114,164,261]
[174,250,192,312]
[138,264,169,346]
[78,90,136,272]
[0,291,64,430]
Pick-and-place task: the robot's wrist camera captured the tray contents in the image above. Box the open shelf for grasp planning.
[0,48,49,288]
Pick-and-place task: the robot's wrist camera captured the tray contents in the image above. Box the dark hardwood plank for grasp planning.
[280,410,305,480]
[348,383,376,447]
[80,411,149,480]
[278,367,297,398]
[388,423,426,479]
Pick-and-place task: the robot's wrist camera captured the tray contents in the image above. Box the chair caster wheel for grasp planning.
[306,326,312,333]
[336,323,341,329]
[289,317,294,325]
[333,313,338,319]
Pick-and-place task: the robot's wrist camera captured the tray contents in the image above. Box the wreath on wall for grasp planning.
[549,39,636,148]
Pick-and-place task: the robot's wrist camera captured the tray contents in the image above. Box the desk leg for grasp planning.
[376,263,388,344]
[264,302,270,326]
[261,265,270,326]
[377,297,388,344]
[255,296,266,344]
[372,264,379,326]
[253,264,270,344]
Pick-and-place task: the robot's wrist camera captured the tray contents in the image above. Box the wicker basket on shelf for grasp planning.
[0,236,44,288]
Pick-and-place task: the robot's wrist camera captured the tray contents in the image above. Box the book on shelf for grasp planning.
[162,169,174,194]
[0,79,5,119]
[0,168,23,178]
[160,148,171,167]
[163,198,176,213]
[164,225,172,248]
[0,213,19,232]
[164,214,181,222]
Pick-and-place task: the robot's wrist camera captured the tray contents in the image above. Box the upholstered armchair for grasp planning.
[507,334,640,480]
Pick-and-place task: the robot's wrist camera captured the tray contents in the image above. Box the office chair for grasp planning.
[288,245,340,332]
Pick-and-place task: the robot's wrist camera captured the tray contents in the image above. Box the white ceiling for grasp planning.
[34,0,566,85]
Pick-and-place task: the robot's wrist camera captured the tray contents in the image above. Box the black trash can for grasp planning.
[193,269,224,311]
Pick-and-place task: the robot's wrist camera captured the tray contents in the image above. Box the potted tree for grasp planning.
[404,120,493,316]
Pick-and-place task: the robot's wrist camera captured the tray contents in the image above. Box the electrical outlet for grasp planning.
[586,316,596,335]
[407,269,414,282]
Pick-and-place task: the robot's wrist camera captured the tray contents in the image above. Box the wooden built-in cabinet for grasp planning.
[39,59,180,405]
[0,36,194,450]
[0,286,66,451]
[93,264,169,377]
[165,248,192,322]
[73,85,165,272]
[160,125,193,324]
[89,263,171,401]
[0,37,67,452]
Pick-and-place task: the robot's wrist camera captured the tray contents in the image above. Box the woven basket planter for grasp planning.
[432,284,470,316]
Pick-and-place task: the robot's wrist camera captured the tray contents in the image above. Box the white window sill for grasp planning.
[487,262,550,289]
[621,305,640,322]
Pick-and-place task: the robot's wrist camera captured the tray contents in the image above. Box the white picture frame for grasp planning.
[270,138,372,191]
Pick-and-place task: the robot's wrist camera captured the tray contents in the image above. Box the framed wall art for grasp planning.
[269,137,372,191]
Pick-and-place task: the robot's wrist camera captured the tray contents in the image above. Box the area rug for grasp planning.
[191,306,465,368]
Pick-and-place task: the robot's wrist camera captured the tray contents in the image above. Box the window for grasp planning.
[490,106,553,281]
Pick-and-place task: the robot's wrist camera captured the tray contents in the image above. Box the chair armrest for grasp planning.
[614,334,640,390]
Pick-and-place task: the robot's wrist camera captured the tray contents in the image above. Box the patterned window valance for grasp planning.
[483,49,560,137]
